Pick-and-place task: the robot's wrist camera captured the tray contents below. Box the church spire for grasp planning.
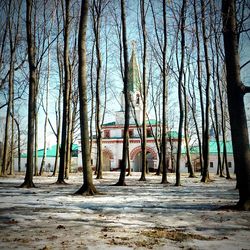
[128,41,141,92]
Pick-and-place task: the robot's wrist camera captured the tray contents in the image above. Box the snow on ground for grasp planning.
[0,172,249,250]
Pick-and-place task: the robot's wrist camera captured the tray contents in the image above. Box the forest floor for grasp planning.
[0,172,249,250]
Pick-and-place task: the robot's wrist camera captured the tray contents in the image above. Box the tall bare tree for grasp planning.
[92,0,103,179]
[57,0,71,184]
[75,0,98,195]
[161,0,168,184]
[20,0,37,187]
[222,0,250,210]
[200,0,211,183]
[139,0,147,181]
[175,0,187,186]
[115,0,130,186]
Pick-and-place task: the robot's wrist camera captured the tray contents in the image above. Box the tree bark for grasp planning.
[75,0,97,195]
[175,0,187,187]
[200,0,211,183]
[222,0,250,210]
[40,39,50,176]
[92,0,103,179]
[139,0,147,182]
[161,0,168,184]
[57,0,71,184]
[115,0,130,186]
[20,0,36,188]
[193,0,204,174]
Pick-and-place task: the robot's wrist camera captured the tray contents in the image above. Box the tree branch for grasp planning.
[240,59,250,69]
[240,82,250,95]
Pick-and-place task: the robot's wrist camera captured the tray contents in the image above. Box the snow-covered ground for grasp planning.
[0,172,249,250]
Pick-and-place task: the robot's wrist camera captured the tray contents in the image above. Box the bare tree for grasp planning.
[114,0,130,186]
[20,0,37,187]
[222,0,250,210]
[139,0,148,181]
[175,0,187,186]
[75,0,98,195]
[91,0,103,179]
[200,0,211,183]
[57,0,71,184]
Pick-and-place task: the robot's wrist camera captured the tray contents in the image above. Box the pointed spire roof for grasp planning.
[128,41,141,92]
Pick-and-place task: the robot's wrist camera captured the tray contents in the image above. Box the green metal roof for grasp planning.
[103,119,159,127]
[186,140,233,155]
[21,144,78,158]
[103,121,116,126]
[167,131,179,139]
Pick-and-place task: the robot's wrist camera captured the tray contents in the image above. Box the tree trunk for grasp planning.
[92,0,103,180]
[20,0,36,188]
[175,0,186,187]
[193,0,204,174]
[161,0,168,184]
[53,17,63,177]
[75,0,97,195]
[222,0,250,210]
[115,0,130,186]
[139,0,147,182]
[40,39,50,176]
[200,0,211,183]
[57,0,71,184]
[183,75,195,178]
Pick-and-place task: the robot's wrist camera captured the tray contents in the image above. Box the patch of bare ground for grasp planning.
[141,227,215,242]
[101,226,215,249]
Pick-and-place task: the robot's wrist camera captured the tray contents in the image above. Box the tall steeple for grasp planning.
[128,41,141,93]
[116,41,143,125]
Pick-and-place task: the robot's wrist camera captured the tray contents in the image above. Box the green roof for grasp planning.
[103,119,160,127]
[186,140,233,155]
[103,121,116,126]
[167,131,179,139]
[21,144,78,158]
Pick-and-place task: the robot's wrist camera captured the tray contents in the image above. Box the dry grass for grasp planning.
[142,227,215,242]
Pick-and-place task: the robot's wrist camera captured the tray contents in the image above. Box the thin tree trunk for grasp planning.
[92,0,103,179]
[21,0,36,188]
[34,108,38,176]
[40,39,50,176]
[161,0,168,184]
[200,0,211,183]
[53,14,63,176]
[175,0,186,187]
[184,75,195,178]
[57,0,70,184]
[193,0,204,174]
[75,0,97,195]
[115,0,130,186]
[139,0,147,182]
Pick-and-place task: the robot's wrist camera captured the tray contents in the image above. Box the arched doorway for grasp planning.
[102,148,114,171]
[130,146,157,172]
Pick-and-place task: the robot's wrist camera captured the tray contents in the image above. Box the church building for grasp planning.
[89,47,178,172]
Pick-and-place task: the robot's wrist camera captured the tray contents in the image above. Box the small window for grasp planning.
[147,129,153,137]
[129,129,134,138]
[104,130,110,138]
[210,162,214,168]
[228,162,232,168]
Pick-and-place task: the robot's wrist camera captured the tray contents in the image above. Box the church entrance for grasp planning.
[133,151,155,172]
[102,148,113,171]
